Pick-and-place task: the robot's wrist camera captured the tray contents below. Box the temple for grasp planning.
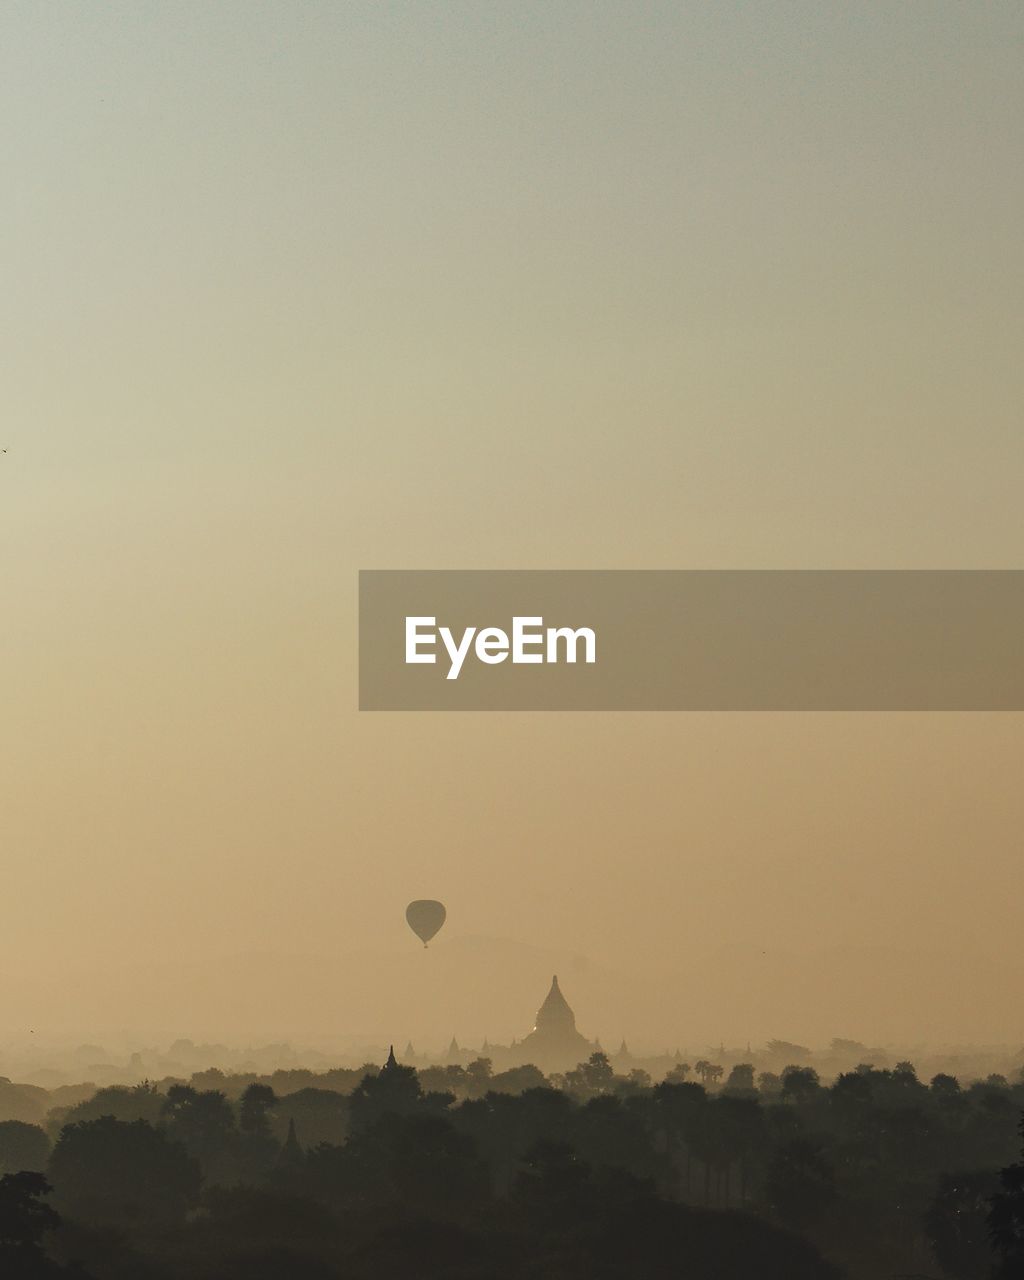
[385,975,601,1075]
[511,975,595,1072]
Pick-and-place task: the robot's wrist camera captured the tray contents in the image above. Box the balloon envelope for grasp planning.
[406,900,446,946]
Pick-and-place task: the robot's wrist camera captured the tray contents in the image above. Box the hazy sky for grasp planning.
[2,2,1022,1047]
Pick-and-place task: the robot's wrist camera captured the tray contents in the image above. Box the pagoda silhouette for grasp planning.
[512,975,595,1072]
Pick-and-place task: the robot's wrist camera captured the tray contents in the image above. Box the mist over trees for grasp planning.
[1,1046,1024,1277]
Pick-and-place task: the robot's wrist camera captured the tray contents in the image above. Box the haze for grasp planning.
[2,3,1022,1054]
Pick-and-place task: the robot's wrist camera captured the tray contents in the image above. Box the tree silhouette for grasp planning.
[724,1064,756,1096]
[715,1095,765,1205]
[490,1063,547,1094]
[161,1085,236,1143]
[780,1066,821,1105]
[653,1080,708,1201]
[0,1123,51,1175]
[60,1083,164,1129]
[925,1170,998,1280]
[0,1037,1018,1278]
[239,1084,278,1137]
[930,1073,963,1101]
[48,1116,200,1226]
[160,1084,237,1180]
[0,1171,60,1248]
[566,1052,615,1099]
[764,1137,836,1232]
[757,1071,783,1098]
[0,1169,85,1279]
[766,1041,813,1064]
[465,1058,493,1093]
[989,1113,1024,1280]
[512,1138,592,1221]
[274,1089,348,1149]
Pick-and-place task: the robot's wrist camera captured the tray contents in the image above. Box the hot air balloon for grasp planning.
[406,900,446,947]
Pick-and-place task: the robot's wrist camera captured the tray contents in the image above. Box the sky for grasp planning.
[1,1,1023,1050]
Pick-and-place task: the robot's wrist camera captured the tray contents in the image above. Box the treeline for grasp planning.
[2,1054,1024,1278]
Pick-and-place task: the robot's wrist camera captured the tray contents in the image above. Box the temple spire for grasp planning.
[276,1116,304,1170]
[534,975,576,1032]
[516,973,595,1072]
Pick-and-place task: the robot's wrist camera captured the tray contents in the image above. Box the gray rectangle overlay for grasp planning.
[359,571,1024,710]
